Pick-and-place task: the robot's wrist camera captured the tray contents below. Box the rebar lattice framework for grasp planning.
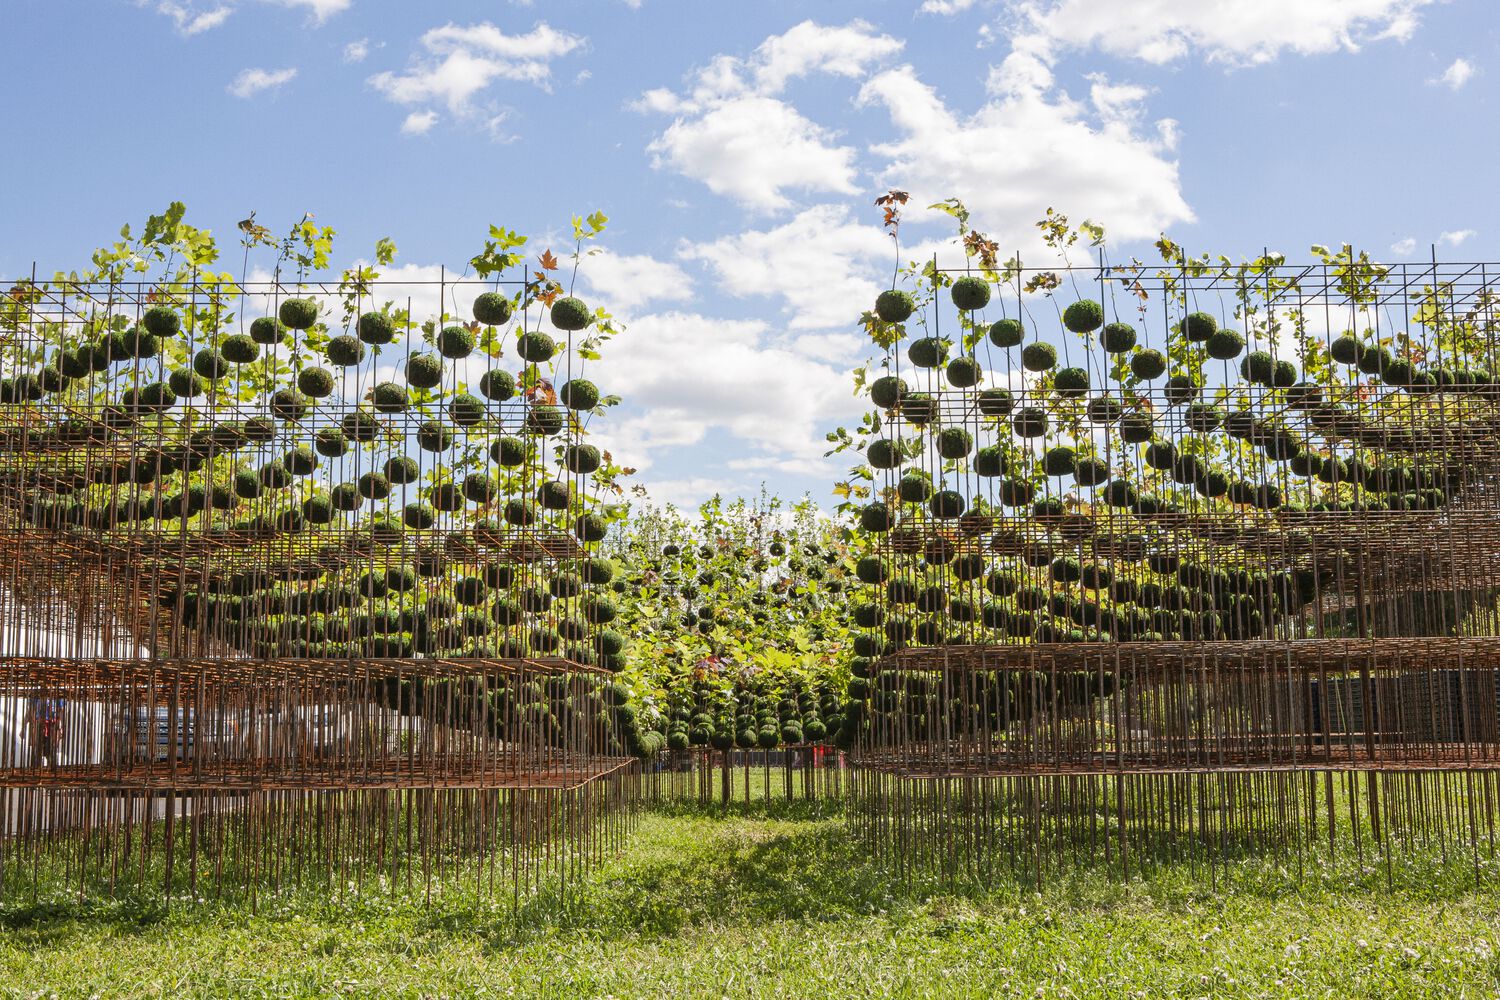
[0,275,636,902]
[846,256,1500,882]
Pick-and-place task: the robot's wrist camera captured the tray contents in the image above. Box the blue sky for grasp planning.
[2,0,1496,508]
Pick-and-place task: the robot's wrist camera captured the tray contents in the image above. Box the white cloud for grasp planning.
[1013,0,1432,68]
[1440,229,1476,247]
[401,110,439,135]
[343,38,370,63]
[647,96,860,212]
[859,63,1192,244]
[156,1,232,35]
[636,20,903,210]
[679,204,893,331]
[587,311,861,479]
[227,66,297,98]
[369,21,585,131]
[579,249,693,313]
[1431,57,1475,89]
[920,0,979,12]
[264,0,349,23]
[1390,237,1417,255]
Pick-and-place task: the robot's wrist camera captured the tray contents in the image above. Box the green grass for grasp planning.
[2,796,1499,998]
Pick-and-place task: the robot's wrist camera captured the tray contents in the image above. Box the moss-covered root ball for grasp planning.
[326,334,366,367]
[550,296,592,331]
[357,311,396,345]
[1179,311,1217,343]
[516,331,557,364]
[405,353,444,389]
[1062,299,1104,333]
[436,325,475,359]
[1053,366,1090,397]
[278,297,320,331]
[951,276,991,311]
[1205,329,1245,360]
[1130,349,1166,380]
[249,316,286,345]
[472,291,514,327]
[479,368,517,401]
[869,375,907,409]
[1021,342,1057,373]
[142,306,181,339]
[560,379,600,410]
[1101,322,1136,353]
[874,289,915,323]
[989,318,1023,348]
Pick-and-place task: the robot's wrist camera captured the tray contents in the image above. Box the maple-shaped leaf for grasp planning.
[539,249,559,270]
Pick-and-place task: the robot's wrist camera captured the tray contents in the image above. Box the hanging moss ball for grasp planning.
[314,427,349,458]
[1241,350,1275,385]
[447,392,485,426]
[299,493,334,525]
[463,473,496,503]
[1184,402,1224,432]
[472,291,513,327]
[858,503,893,532]
[946,357,983,388]
[575,512,608,542]
[1144,441,1177,471]
[526,404,565,436]
[870,374,907,409]
[988,318,1024,348]
[1062,299,1104,333]
[951,276,991,310]
[536,480,571,510]
[259,461,292,490]
[325,334,365,367]
[866,439,903,469]
[283,445,319,476]
[1053,366,1089,397]
[358,472,391,501]
[1021,342,1057,372]
[133,382,177,412]
[1074,456,1109,486]
[232,468,262,500]
[279,297,319,330]
[1130,349,1166,380]
[410,420,450,453]
[372,381,409,413]
[974,445,1006,477]
[976,388,1013,417]
[1011,406,1048,437]
[1102,480,1138,508]
[937,427,973,459]
[340,411,381,443]
[907,337,947,368]
[250,315,286,345]
[437,325,475,359]
[899,392,937,425]
[298,366,335,398]
[503,500,536,527]
[1041,445,1076,477]
[142,306,181,339]
[490,435,528,467]
[560,379,600,411]
[1329,334,1362,365]
[429,483,462,512]
[470,371,514,405]
[323,482,358,512]
[405,353,444,389]
[1163,374,1199,405]
[874,289,915,323]
[271,388,311,421]
[356,311,395,345]
[192,348,228,380]
[1086,396,1123,423]
[1357,345,1394,377]
[1101,322,1136,353]
[895,471,932,503]
[550,296,592,331]
[566,444,602,474]
[1205,329,1245,360]
[382,455,419,485]
[1179,312,1217,342]
[1273,360,1299,387]
[516,331,557,364]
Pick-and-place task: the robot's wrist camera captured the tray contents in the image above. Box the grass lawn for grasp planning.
[2,795,1499,998]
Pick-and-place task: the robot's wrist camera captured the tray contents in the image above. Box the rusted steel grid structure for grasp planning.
[0,276,636,901]
[846,257,1500,878]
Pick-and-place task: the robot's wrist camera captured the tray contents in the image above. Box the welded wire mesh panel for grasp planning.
[841,257,1500,878]
[0,275,637,901]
